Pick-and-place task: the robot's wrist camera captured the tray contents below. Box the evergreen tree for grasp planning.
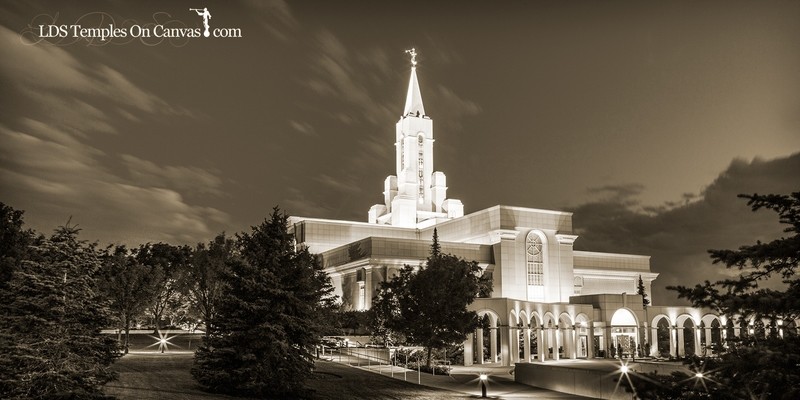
[626,192,800,399]
[373,232,490,367]
[0,214,119,399]
[192,208,336,398]
[637,274,650,307]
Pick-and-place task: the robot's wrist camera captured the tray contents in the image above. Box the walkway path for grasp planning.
[326,352,594,399]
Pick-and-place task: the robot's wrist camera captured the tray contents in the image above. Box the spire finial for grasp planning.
[405,48,418,67]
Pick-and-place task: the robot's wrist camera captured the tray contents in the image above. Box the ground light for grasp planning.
[479,373,488,398]
[611,360,638,399]
[147,331,177,353]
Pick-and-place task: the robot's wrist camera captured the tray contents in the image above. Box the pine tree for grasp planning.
[431,228,442,257]
[192,208,336,398]
[637,274,650,307]
[0,213,119,399]
[626,192,800,399]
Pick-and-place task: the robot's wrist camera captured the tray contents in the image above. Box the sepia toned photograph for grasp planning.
[1,1,798,399]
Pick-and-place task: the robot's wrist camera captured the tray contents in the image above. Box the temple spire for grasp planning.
[403,48,425,116]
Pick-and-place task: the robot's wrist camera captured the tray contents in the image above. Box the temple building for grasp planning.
[289,50,746,366]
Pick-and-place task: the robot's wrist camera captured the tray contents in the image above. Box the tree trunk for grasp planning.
[427,347,432,368]
[124,316,130,354]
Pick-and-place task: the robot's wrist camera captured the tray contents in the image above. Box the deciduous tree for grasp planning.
[98,246,161,353]
[373,229,490,367]
[135,243,192,333]
[185,233,235,338]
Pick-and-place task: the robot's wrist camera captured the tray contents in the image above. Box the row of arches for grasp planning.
[650,314,795,358]
[463,298,799,366]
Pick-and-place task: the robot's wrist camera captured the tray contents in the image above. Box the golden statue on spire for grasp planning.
[405,48,418,67]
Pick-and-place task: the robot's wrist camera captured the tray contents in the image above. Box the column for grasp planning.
[490,327,497,363]
[669,326,677,358]
[553,328,560,361]
[569,326,577,359]
[538,327,546,361]
[650,327,658,357]
[476,328,484,365]
[587,321,595,358]
[604,326,612,358]
[694,327,702,355]
[464,333,474,366]
[364,266,374,309]
[677,327,685,357]
[500,326,511,366]
[704,326,713,347]
[523,327,531,362]
[509,326,519,364]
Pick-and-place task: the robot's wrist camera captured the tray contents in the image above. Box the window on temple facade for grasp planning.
[417,135,424,202]
[358,282,366,310]
[526,231,544,286]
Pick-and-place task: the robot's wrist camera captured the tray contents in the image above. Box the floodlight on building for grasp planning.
[695,372,703,378]
[620,365,629,374]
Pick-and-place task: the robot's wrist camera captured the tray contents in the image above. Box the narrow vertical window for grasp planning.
[417,135,424,202]
[358,282,366,310]
[526,231,544,286]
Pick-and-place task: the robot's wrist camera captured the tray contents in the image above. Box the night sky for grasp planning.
[1,0,798,304]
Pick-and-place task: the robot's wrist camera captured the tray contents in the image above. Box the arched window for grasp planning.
[574,276,584,295]
[526,231,544,286]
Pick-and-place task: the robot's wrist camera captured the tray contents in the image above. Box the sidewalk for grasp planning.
[325,352,594,399]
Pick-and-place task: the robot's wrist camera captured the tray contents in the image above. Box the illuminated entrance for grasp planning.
[610,308,639,357]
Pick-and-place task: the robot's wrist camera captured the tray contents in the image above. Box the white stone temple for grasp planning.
[289,50,755,367]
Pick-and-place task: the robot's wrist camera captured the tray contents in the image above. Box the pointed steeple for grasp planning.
[403,49,425,116]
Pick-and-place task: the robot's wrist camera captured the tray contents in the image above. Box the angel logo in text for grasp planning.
[190,7,240,38]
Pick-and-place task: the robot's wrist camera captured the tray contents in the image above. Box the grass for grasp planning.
[104,349,469,399]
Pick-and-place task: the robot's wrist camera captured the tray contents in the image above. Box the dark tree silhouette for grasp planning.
[0,207,119,399]
[626,192,800,399]
[637,274,650,307]
[373,230,490,367]
[192,208,336,398]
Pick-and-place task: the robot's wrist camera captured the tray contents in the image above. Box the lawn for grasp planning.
[104,351,469,399]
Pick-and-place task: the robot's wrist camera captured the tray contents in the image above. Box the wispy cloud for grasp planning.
[121,154,225,197]
[289,120,318,137]
[0,25,228,245]
[242,0,298,42]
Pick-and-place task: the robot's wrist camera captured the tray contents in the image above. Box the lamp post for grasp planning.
[479,373,488,398]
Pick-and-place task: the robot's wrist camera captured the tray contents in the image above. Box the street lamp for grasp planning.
[479,373,488,398]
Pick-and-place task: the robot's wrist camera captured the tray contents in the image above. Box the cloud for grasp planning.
[0,24,228,246]
[313,173,362,194]
[288,120,318,137]
[436,85,482,117]
[572,153,800,305]
[0,123,230,246]
[121,154,224,197]
[242,0,298,41]
[307,30,396,127]
[0,25,186,118]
